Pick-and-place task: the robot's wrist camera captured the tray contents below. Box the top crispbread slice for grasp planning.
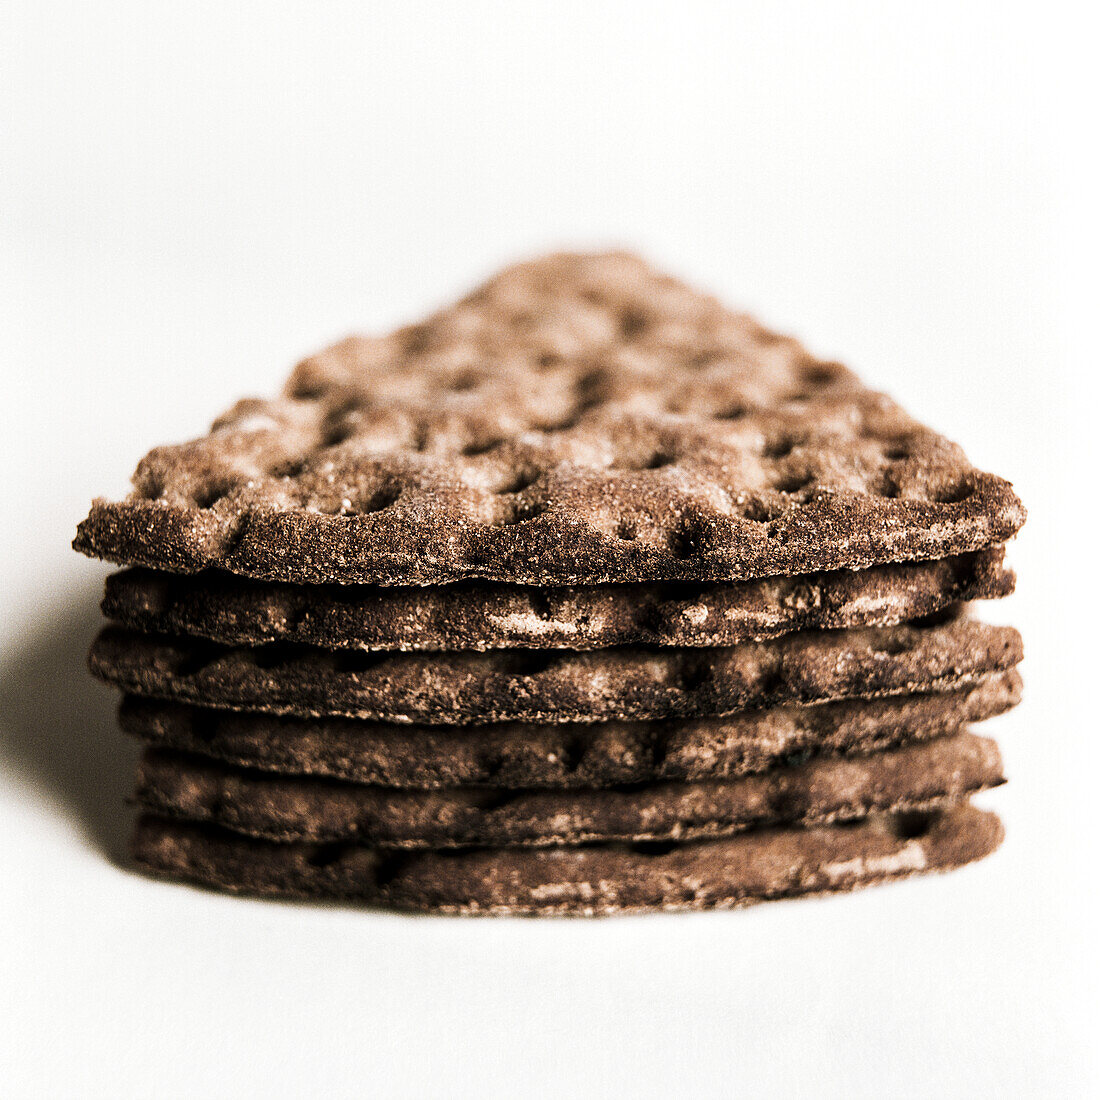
[74,252,1025,586]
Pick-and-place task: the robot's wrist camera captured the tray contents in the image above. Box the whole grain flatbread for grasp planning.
[101,549,1012,651]
[130,802,1004,914]
[89,615,1023,723]
[119,671,1021,787]
[134,732,1003,847]
[74,252,1024,586]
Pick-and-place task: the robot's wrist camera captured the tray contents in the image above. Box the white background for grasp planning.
[2,2,1096,1096]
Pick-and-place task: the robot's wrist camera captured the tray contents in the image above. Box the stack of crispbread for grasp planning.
[75,252,1025,914]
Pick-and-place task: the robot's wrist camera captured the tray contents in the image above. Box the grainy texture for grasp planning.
[131,802,1004,914]
[134,733,1003,847]
[89,615,1023,723]
[101,549,1013,652]
[120,671,1021,787]
[74,252,1025,586]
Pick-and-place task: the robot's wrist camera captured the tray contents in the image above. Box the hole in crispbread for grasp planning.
[332,649,388,673]
[323,423,356,448]
[305,842,346,868]
[497,650,559,677]
[680,655,714,693]
[497,500,548,525]
[780,748,814,769]
[462,438,505,457]
[874,472,901,499]
[138,473,165,500]
[527,590,555,618]
[193,484,231,509]
[468,789,519,812]
[370,851,414,891]
[494,469,539,495]
[173,644,221,677]
[667,523,707,559]
[283,602,310,632]
[570,368,611,415]
[619,308,649,339]
[689,350,719,368]
[289,379,325,400]
[639,450,676,470]
[908,607,961,629]
[714,404,748,421]
[539,413,581,433]
[801,361,845,386]
[754,328,786,347]
[889,810,937,840]
[933,481,975,504]
[269,458,307,479]
[762,435,800,460]
[449,371,482,393]
[883,443,911,461]
[772,471,814,494]
[628,840,678,856]
[250,645,292,670]
[616,520,639,541]
[353,486,401,514]
[872,635,911,656]
[740,497,785,524]
[401,325,431,356]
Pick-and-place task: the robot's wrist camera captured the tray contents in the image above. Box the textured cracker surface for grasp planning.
[120,672,1020,787]
[74,252,1025,585]
[89,616,1023,723]
[135,733,1003,847]
[101,549,1012,652]
[131,802,1003,914]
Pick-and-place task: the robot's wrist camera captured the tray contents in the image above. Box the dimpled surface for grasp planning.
[74,252,1025,585]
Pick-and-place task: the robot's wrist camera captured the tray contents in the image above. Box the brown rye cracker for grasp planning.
[74,251,1025,587]
[101,548,1013,652]
[133,732,1004,848]
[89,615,1023,723]
[119,671,1021,787]
[130,802,1004,914]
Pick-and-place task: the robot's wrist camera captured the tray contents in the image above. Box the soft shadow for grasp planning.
[0,576,138,863]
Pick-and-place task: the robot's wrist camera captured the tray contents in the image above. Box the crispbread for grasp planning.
[101,548,1012,652]
[74,252,1025,586]
[119,672,1021,787]
[134,732,1003,847]
[89,616,1022,723]
[130,801,1004,913]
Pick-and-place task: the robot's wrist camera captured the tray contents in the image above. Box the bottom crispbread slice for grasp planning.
[134,732,1004,847]
[90,614,1022,723]
[131,802,1003,914]
[119,671,1021,787]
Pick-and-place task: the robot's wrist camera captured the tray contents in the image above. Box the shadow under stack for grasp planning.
[75,252,1025,915]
